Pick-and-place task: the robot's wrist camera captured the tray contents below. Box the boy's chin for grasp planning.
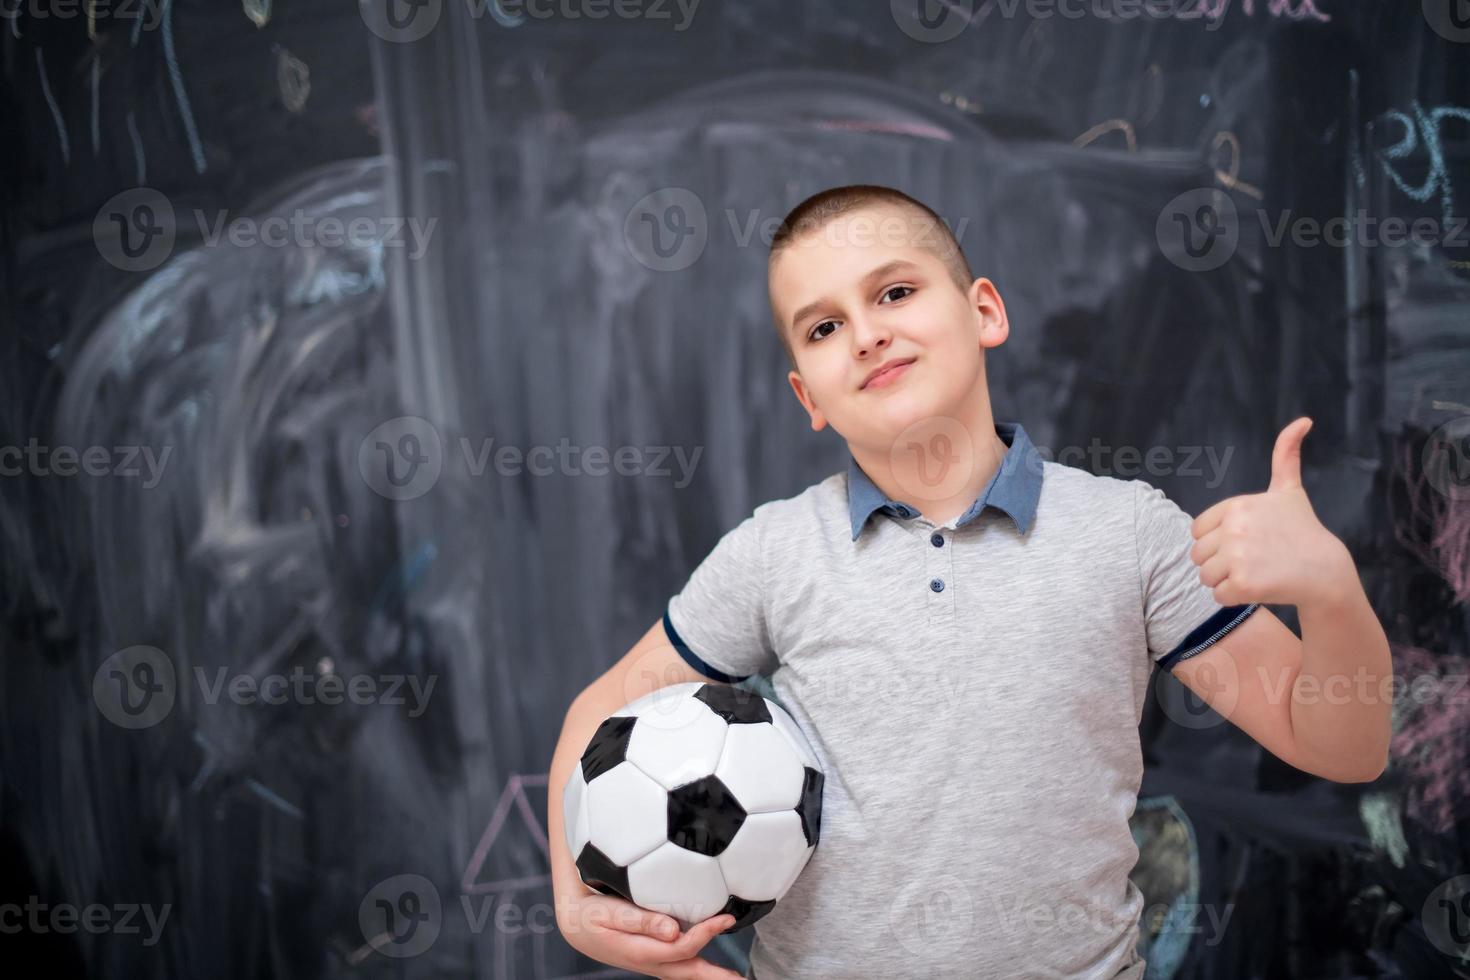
[851,393,949,443]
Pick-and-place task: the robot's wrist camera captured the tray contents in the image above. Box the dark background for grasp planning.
[2,0,1469,976]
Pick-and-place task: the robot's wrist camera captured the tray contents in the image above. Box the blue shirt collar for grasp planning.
[846,421,1044,541]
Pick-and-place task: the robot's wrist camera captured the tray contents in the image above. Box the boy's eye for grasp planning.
[806,285,915,343]
[809,320,838,342]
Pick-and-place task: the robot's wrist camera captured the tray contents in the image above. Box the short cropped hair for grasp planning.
[767,185,973,367]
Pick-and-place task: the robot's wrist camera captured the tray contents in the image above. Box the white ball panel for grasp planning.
[627,841,730,928]
[626,686,718,734]
[717,810,811,902]
[767,703,821,772]
[715,722,804,813]
[627,705,728,791]
[585,762,670,866]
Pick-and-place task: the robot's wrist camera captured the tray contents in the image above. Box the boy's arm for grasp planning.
[1169,598,1390,783]
[1170,418,1391,783]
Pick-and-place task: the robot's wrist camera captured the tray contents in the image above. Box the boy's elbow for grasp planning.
[1312,751,1388,784]
[1350,751,1390,784]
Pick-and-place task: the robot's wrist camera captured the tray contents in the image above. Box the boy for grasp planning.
[548,185,1392,979]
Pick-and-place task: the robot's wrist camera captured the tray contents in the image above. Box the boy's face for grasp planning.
[770,204,1009,452]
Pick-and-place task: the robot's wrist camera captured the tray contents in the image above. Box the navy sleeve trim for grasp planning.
[1156,603,1262,671]
[662,606,750,684]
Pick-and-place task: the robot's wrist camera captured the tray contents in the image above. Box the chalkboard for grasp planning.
[2,1,1468,977]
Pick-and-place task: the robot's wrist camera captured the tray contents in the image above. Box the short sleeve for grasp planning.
[663,509,778,683]
[1134,480,1260,671]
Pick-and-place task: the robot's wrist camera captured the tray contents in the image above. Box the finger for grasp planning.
[617,910,732,963]
[1197,550,1232,589]
[644,915,738,965]
[672,914,737,955]
[1268,416,1311,493]
[1191,498,1232,539]
[604,906,681,941]
[1190,527,1222,566]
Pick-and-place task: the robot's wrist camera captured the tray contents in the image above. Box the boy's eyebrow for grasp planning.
[787,258,923,335]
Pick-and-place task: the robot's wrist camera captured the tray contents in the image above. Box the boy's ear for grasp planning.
[969,276,1010,349]
[787,369,827,432]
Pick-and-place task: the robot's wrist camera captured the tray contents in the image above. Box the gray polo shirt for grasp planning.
[663,421,1258,980]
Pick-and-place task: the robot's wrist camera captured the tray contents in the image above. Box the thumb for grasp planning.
[1268,416,1311,492]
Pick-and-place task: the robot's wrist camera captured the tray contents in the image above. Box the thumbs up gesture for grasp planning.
[1189,417,1354,609]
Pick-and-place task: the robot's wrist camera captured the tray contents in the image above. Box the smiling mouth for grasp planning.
[862,358,916,390]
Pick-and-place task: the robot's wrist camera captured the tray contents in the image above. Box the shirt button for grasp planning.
[930,578,945,593]
[930,532,944,547]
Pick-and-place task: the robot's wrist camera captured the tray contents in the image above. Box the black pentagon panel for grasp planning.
[574,843,632,903]
[795,767,824,846]
[718,895,777,932]
[695,683,772,725]
[580,715,638,782]
[668,775,746,856]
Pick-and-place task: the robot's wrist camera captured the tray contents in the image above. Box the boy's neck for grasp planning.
[850,406,1010,529]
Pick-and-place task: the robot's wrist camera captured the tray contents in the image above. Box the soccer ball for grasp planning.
[562,681,824,933]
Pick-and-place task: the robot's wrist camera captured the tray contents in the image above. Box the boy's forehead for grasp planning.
[769,211,940,314]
